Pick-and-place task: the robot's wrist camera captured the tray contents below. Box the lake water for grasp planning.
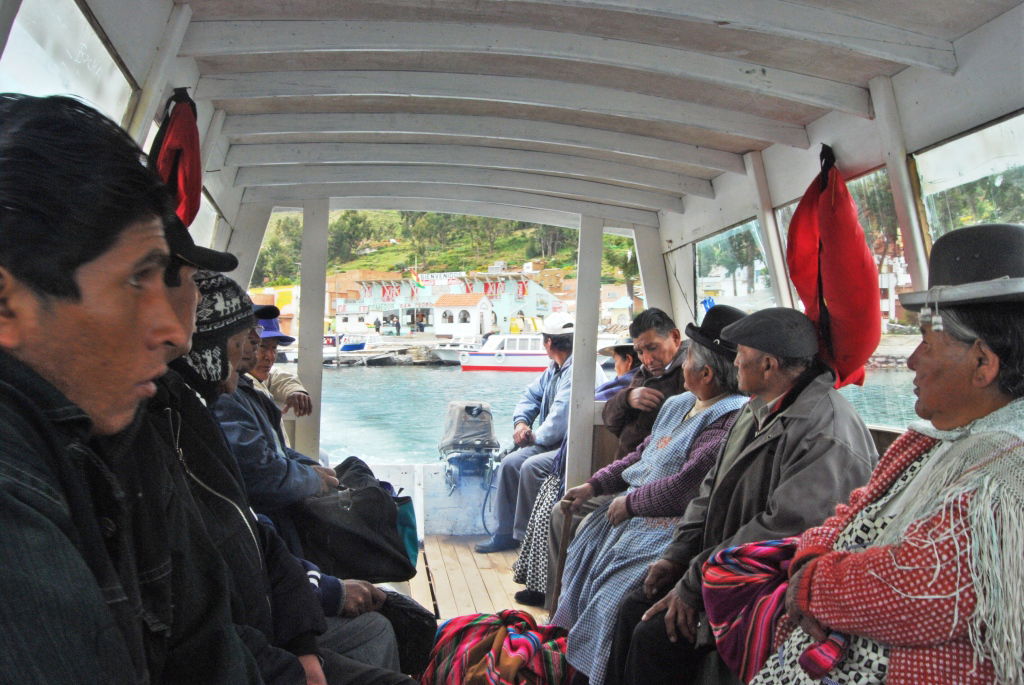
[315,365,919,465]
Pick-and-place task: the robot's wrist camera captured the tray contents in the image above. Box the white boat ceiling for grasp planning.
[84,0,1020,276]
[69,0,1023,468]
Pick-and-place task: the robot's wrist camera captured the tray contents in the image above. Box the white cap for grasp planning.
[540,312,575,335]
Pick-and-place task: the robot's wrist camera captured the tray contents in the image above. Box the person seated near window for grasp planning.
[606,307,877,685]
[475,313,576,554]
[202,274,339,553]
[510,337,643,607]
[549,305,748,681]
[249,314,311,415]
[161,257,411,685]
[0,94,260,684]
[540,308,691,607]
[750,224,1024,685]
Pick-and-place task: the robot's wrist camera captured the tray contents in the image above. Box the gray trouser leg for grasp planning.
[495,444,545,536]
[545,493,616,608]
[319,612,401,672]
[512,449,558,539]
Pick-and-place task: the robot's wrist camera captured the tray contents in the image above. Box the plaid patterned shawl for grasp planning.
[420,609,574,684]
[703,538,847,683]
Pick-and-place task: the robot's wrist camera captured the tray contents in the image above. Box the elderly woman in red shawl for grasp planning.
[749,224,1024,685]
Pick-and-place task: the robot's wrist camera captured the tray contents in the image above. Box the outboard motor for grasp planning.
[438,400,501,495]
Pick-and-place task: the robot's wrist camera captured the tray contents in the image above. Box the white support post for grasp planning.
[745,150,795,308]
[0,0,22,58]
[564,215,604,489]
[201,108,226,170]
[224,203,273,287]
[631,224,673,312]
[294,199,330,459]
[127,3,192,144]
[869,75,929,289]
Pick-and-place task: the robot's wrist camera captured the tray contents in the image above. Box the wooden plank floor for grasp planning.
[408,535,542,621]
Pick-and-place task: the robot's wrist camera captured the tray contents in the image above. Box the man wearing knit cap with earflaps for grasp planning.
[607,306,878,685]
[206,276,341,552]
[155,265,412,684]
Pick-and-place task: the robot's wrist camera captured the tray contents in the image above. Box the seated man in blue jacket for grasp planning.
[476,313,575,553]
[207,276,339,553]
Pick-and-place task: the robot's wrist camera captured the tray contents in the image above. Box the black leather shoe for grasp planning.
[514,589,546,607]
[474,534,519,553]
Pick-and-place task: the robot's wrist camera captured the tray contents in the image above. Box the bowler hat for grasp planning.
[685,305,747,361]
[721,307,817,359]
[900,224,1024,311]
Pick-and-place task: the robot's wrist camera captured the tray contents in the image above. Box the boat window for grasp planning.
[694,218,776,320]
[531,338,542,351]
[189,191,221,250]
[776,169,917,432]
[0,0,134,121]
[913,112,1024,241]
[507,339,519,351]
[458,310,470,323]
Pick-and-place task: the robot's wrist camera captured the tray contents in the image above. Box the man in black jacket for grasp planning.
[0,94,260,683]
[155,250,411,685]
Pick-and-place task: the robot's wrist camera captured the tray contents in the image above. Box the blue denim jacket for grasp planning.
[511,354,574,448]
[0,350,260,684]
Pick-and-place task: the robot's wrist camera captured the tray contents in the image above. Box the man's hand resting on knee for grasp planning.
[342,580,386,617]
[642,590,699,644]
[642,558,684,599]
[513,422,534,447]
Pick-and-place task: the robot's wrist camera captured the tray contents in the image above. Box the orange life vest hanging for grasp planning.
[148,87,202,227]
[786,145,880,388]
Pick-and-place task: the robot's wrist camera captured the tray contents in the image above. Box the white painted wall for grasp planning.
[433,303,491,337]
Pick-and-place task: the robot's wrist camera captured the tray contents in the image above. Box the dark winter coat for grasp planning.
[0,349,259,684]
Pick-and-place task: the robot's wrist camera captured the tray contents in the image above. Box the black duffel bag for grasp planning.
[293,456,416,583]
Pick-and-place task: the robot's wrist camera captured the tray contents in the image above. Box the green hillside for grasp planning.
[251,209,637,287]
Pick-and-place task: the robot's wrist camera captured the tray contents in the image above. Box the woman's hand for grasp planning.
[606,495,631,525]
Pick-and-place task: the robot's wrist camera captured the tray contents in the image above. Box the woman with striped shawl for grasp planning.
[550,305,748,685]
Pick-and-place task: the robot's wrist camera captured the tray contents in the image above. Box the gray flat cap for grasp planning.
[720,307,817,358]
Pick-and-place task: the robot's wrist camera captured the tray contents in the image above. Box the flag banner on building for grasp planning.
[516,280,528,299]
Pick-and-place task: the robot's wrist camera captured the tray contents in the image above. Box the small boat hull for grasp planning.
[461,351,549,372]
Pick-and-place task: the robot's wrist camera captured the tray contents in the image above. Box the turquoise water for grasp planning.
[318,365,918,465]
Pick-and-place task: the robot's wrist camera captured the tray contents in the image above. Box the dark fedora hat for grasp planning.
[685,304,747,361]
[721,307,818,359]
[900,223,1024,311]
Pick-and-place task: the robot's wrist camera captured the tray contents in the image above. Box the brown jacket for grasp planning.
[600,346,687,459]
[661,368,878,608]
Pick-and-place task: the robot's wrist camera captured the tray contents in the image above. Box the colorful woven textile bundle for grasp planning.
[703,538,847,682]
[420,609,574,684]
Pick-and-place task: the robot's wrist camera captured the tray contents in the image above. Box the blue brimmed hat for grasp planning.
[257,316,295,345]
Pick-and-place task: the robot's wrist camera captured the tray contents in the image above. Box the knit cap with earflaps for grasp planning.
[185,271,254,383]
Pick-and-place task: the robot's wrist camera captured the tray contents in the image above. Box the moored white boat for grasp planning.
[461,333,617,372]
[434,336,482,364]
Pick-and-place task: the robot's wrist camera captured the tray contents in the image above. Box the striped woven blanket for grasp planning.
[420,609,574,684]
[702,538,848,683]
